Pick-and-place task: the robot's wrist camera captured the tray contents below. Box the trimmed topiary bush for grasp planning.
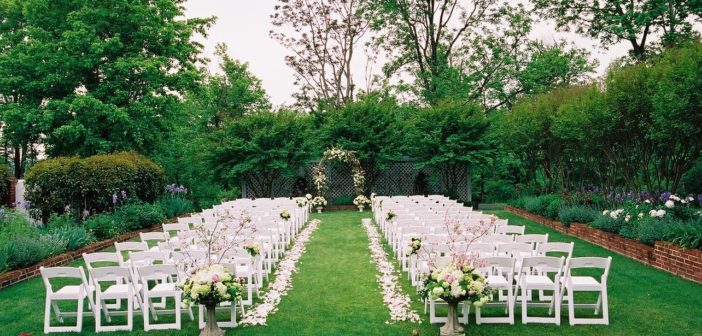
[25,152,165,220]
[84,214,125,240]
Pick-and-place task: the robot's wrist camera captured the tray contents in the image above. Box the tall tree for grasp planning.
[271,0,370,109]
[532,0,702,61]
[368,0,593,108]
[190,43,270,129]
[0,0,214,158]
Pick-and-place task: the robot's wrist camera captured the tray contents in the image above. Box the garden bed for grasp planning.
[506,206,702,284]
[0,219,169,290]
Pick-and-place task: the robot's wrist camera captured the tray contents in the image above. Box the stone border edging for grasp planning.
[0,219,170,289]
[505,206,702,284]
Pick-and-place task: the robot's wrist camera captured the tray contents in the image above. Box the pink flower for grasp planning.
[211,273,221,282]
[444,274,454,284]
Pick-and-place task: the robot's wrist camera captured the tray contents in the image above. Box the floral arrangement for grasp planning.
[353,195,370,207]
[406,236,421,256]
[295,197,306,208]
[370,192,377,200]
[280,208,291,220]
[179,264,244,307]
[244,241,261,256]
[311,196,327,208]
[419,263,493,307]
[312,147,366,196]
[305,193,312,200]
[386,210,396,221]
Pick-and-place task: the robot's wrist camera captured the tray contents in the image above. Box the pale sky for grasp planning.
[183,0,632,107]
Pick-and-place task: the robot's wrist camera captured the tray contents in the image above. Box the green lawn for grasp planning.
[1,210,701,335]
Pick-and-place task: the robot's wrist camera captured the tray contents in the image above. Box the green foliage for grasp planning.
[159,197,194,219]
[406,101,492,198]
[665,221,702,250]
[557,206,599,226]
[681,159,702,194]
[4,236,51,270]
[330,196,355,206]
[317,93,406,193]
[207,110,311,198]
[46,213,77,229]
[590,215,624,234]
[115,203,166,231]
[0,163,11,199]
[84,214,124,241]
[25,152,165,219]
[521,194,562,219]
[47,226,95,251]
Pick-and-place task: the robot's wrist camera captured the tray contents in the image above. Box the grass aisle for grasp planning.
[237,211,432,336]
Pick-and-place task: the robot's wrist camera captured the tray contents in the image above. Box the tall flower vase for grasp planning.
[201,302,224,336]
[440,301,465,336]
[358,205,364,212]
[316,207,323,213]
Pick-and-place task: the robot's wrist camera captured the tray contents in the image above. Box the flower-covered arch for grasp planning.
[312,147,365,197]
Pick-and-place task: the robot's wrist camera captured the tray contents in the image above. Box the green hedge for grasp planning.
[25,152,165,219]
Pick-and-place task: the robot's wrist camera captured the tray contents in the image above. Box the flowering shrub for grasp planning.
[310,196,327,208]
[353,195,370,206]
[179,264,244,307]
[419,263,493,306]
[280,209,291,220]
[312,147,365,196]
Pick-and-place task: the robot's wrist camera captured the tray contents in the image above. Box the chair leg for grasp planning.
[553,286,560,326]
[594,293,602,315]
[568,288,575,326]
[601,288,609,325]
[521,286,528,324]
[51,300,63,323]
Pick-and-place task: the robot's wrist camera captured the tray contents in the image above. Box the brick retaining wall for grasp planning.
[0,221,167,290]
[505,206,702,284]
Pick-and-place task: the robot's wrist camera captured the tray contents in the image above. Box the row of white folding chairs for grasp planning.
[424,255,612,326]
[41,263,197,333]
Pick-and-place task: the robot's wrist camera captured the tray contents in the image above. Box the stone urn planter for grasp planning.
[440,301,464,336]
[358,205,365,212]
[316,207,323,213]
[201,301,224,336]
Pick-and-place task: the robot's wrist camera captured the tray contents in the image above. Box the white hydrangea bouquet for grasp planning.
[353,195,370,206]
[295,197,306,208]
[244,241,261,257]
[180,264,244,307]
[311,196,327,208]
[280,208,291,220]
[419,262,493,307]
[406,236,422,256]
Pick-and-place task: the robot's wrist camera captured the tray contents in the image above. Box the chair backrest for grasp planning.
[40,266,89,293]
[163,223,190,235]
[129,251,168,268]
[478,256,515,280]
[536,242,574,259]
[497,242,534,258]
[496,225,525,236]
[566,256,612,280]
[521,256,565,275]
[114,241,148,263]
[516,233,549,245]
[140,232,168,245]
[83,252,121,269]
[467,243,495,257]
[478,234,514,244]
[89,266,133,288]
[137,264,179,283]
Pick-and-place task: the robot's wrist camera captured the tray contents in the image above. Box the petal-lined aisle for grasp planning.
[237,211,434,336]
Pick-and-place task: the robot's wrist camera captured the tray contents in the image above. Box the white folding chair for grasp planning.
[535,242,574,301]
[140,232,169,248]
[90,266,136,332]
[560,257,612,325]
[162,222,190,237]
[114,241,148,265]
[475,257,515,325]
[478,235,514,245]
[466,243,495,258]
[40,266,95,333]
[496,225,525,236]
[83,252,125,310]
[198,263,240,329]
[517,256,565,325]
[516,234,549,249]
[138,264,191,331]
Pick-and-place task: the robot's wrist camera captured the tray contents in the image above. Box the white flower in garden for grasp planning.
[649,210,657,217]
[671,195,681,202]
[638,212,644,219]
[665,200,675,208]
[625,214,631,222]
[656,209,666,217]
[644,199,651,204]
[687,196,695,202]
[603,210,609,215]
